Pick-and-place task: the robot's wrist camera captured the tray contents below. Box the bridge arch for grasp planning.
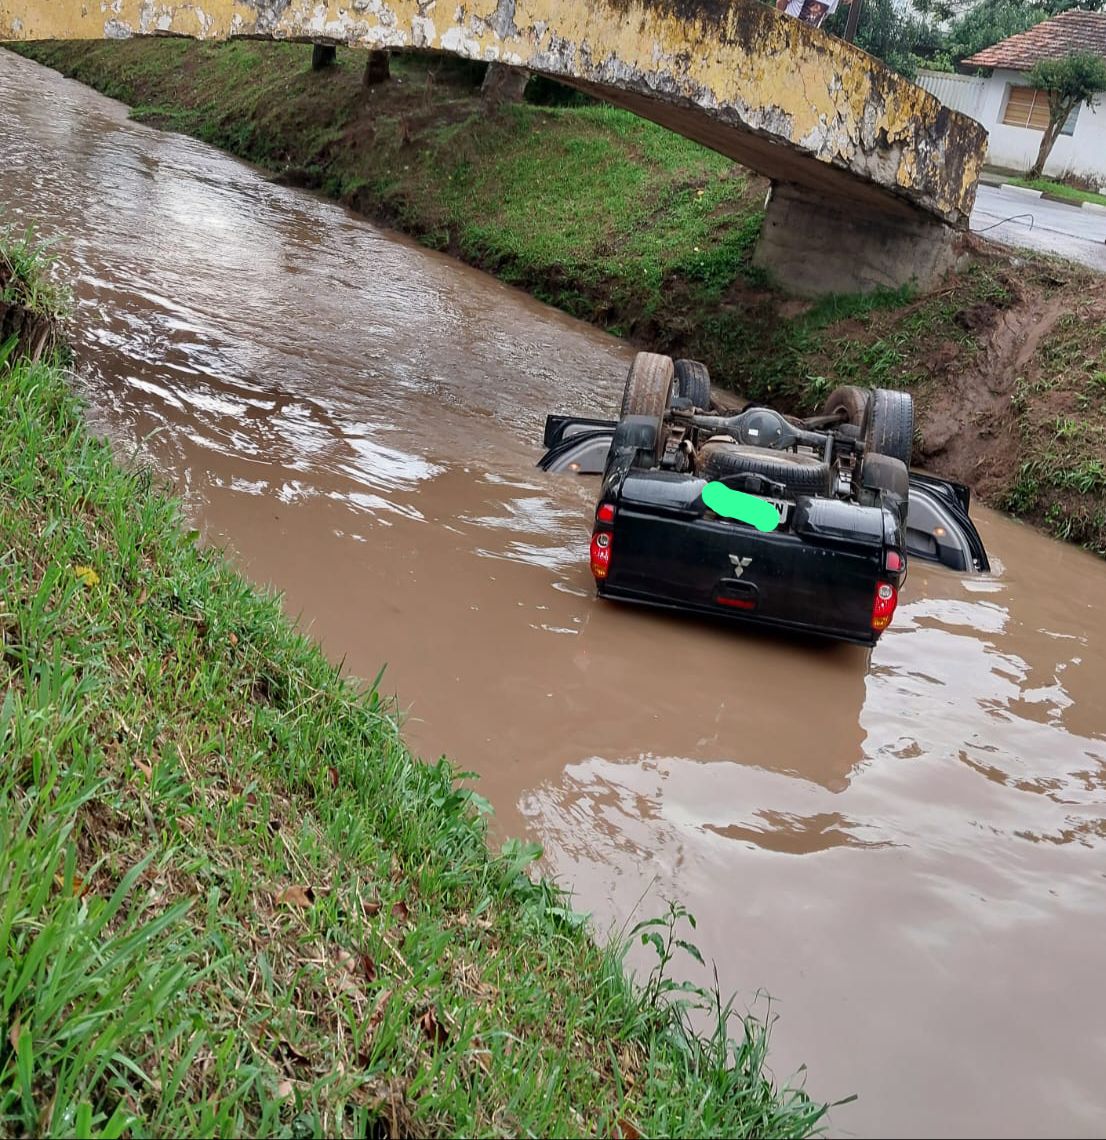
[0,0,987,293]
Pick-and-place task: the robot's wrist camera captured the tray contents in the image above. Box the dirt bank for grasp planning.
[781,246,1106,553]
[8,39,1106,555]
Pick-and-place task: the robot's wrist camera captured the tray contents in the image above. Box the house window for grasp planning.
[1001,86,1080,135]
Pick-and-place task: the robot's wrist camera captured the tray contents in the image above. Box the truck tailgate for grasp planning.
[603,480,885,644]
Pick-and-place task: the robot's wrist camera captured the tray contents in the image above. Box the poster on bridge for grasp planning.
[777,0,851,30]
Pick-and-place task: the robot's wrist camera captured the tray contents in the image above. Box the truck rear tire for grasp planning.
[674,359,711,410]
[857,452,909,516]
[863,389,914,467]
[620,352,675,421]
[860,453,910,499]
[820,385,869,427]
[698,441,833,496]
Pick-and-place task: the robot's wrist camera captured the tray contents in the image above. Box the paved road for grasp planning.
[971,183,1106,272]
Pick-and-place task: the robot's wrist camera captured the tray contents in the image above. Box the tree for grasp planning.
[894,1,1106,71]
[820,0,1106,76]
[825,0,935,76]
[1024,51,1106,176]
[934,1,1106,64]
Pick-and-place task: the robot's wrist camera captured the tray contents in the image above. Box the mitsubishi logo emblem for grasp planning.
[729,555,753,577]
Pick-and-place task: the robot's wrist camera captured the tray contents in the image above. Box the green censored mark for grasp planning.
[702,481,781,533]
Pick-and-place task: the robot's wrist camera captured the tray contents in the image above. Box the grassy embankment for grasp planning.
[8,37,1106,556]
[0,235,826,1137]
[1004,175,1106,209]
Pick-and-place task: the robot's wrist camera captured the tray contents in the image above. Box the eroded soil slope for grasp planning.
[763,245,1106,553]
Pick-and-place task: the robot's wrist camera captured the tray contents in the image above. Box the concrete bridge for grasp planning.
[0,0,988,295]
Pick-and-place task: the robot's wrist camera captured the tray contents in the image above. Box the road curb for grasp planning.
[996,182,1106,214]
[999,183,1043,199]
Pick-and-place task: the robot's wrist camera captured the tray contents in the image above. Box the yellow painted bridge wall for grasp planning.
[1,0,985,227]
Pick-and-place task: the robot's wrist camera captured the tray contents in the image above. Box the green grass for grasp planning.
[406,102,765,321]
[0,238,828,1134]
[1001,309,1106,552]
[1004,176,1106,208]
[0,225,71,319]
[732,284,917,408]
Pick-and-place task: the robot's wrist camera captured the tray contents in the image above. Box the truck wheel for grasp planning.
[674,359,711,410]
[863,389,914,467]
[698,441,833,496]
[820,385,869,427]
[859,453,910,499]
[620,352,675,421]
[857,453,909,515]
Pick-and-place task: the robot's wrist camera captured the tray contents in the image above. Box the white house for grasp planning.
[916,9,1106,186]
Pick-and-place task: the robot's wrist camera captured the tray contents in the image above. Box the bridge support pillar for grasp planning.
[363,50,390,87]
[311,43,336,71]
[481,64,530,111]
[754,183,962,297]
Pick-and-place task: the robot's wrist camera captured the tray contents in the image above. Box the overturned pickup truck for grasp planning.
[539,353,989,646]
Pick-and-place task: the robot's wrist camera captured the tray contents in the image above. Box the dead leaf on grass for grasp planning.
[52,873,86,898]
[369,988,392,1030]
[470,1038,492,1075]
[360,953,377,984]
[327,766,339,789]
[613,1118,642,1140]
[333,949,366,995]
[391,900,409,922]
[275,885,315,908]
[8,1017,20,1052]
[273,1038,311,1067]
[418,1008,448,1049]
[36,1093,56,1136]
[276,1079,294,1099]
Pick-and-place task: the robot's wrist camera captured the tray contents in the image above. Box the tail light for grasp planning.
[872,581,898,633]
[591,501,616,580]
[590,530,612,580]
[885,549,904,573]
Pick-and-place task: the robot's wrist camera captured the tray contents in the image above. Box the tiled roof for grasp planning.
[962,10,1106,71]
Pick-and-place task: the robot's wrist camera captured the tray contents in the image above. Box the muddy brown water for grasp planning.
[4,49,1106,1139]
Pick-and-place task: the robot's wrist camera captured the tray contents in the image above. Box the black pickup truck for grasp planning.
[539,353,989,646]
